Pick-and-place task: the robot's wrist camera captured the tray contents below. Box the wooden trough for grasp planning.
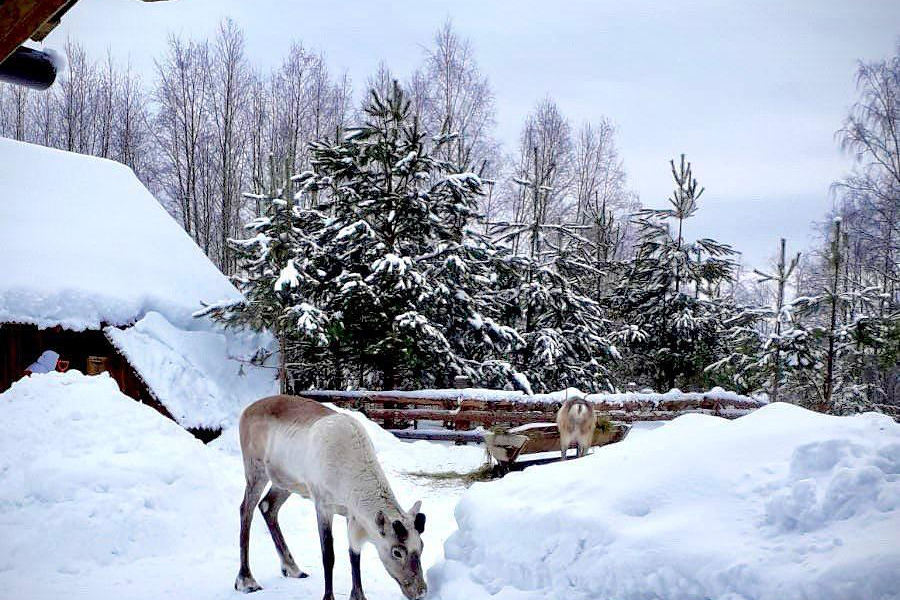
[485,420,631,469]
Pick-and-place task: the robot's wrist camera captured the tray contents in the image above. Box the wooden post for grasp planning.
[822,220,842,413]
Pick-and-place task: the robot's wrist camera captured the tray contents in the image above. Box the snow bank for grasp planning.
[105,311,278,429]
[0,137,240,330]
[430,403,900,600]
[0,371,486,600]
[0,371,232,583]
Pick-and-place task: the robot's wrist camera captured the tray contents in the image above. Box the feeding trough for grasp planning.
[483,431,530,465]
[485,419,631,472]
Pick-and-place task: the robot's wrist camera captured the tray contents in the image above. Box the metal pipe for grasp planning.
[0,46,57,90]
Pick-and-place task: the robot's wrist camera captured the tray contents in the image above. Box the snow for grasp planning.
[274,259,301,291]
[0,371,232,596]
[511,372,533,395]
[0,137,241,330]
[429,403,900,600]
[43,46,67,73]
[307,386,764,408]
[104,311,278,430]
[0,371,486,600]
[6,373,892,600]
[394,150,418,170]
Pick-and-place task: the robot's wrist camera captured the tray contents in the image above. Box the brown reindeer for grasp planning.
[557,394,596,460]
[235,395,427,600]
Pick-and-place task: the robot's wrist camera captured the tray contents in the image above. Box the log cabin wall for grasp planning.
[0,322,173,421]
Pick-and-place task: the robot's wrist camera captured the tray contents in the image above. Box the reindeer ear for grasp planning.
[392,519,408,540]
[414,512,426,534]
[376,511,387,536]
[409,500,422,515]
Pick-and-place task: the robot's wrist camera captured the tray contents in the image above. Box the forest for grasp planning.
[2,21,898,414]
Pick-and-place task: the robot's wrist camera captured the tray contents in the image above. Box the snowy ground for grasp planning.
[3,372,899,600]
[0,372,484,600]
[430,404,900,600]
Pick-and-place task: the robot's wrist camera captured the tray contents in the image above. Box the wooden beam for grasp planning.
[388,430,485,443]
[0,0,75,63]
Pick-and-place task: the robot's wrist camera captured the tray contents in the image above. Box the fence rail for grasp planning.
[302,388,767,432]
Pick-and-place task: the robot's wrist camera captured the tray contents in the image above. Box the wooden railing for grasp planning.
[301,388,768,431]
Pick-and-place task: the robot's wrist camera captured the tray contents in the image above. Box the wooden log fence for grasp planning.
[302,389,768,433]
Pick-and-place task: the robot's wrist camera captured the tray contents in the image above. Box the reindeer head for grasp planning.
[374,500,427,599]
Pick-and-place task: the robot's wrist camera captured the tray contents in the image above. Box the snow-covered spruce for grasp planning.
[216,83,527,391]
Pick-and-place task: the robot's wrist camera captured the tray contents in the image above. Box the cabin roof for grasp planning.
[0,137,241,331]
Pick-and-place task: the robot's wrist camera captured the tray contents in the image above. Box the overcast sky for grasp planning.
[48,0,900,269]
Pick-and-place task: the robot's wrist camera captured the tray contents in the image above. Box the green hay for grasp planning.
[403,462,495,486]
[596,416,614,433]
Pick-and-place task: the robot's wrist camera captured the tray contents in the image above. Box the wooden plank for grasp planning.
[387,429,485,443]
[364,408,460,421]
[0,0,75,62]
[305,389,766,431]
[301,391,456,409]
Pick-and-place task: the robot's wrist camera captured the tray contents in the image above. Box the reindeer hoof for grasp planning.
[281,563,309,578]
[234,574,262,593]
[350,591,368,600]
[322,594,335,600]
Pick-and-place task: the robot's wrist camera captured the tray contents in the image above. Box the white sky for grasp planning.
[48,0,900,269]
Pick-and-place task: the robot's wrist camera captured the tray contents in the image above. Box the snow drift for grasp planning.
[0,371,485,600]
[430,403,900,600]
[0,371,232,588]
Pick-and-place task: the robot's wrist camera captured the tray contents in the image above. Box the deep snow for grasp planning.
[0,372,484,600]
[0,137,240,330]
[430,403,900,600]
[2,372,898,600]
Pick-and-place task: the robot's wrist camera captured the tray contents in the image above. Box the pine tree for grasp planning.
[486,151,617,392]
[291,82,521,389]
[782,220,900,413]
[613,155,737,391]
[198,156,315,391]
[707,238,809,402]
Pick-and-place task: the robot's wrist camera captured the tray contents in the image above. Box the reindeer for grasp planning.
[556,393,596,460]
[234,395,428,600]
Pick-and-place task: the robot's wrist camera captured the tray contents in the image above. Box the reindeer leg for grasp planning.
[347,518,367,600]
[317,506,335,600]
[577,441,588,458]
[260,486,308,579]
[235,462,267,593]
[349,548,366,600]
[560,433,570,460]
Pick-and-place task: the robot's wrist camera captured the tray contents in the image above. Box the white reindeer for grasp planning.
[556,392,596,460]
[234,395,428,600]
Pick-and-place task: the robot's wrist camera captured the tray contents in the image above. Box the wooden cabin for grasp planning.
[0,137,276,439]
[0,322,176,421]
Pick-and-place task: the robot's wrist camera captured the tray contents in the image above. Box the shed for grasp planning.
[0,137,277,437]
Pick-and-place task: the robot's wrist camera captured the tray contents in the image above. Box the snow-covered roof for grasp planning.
[104,312,278,430]
[0,137,241,330]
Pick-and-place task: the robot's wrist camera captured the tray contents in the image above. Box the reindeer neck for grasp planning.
[346,458,404,532]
